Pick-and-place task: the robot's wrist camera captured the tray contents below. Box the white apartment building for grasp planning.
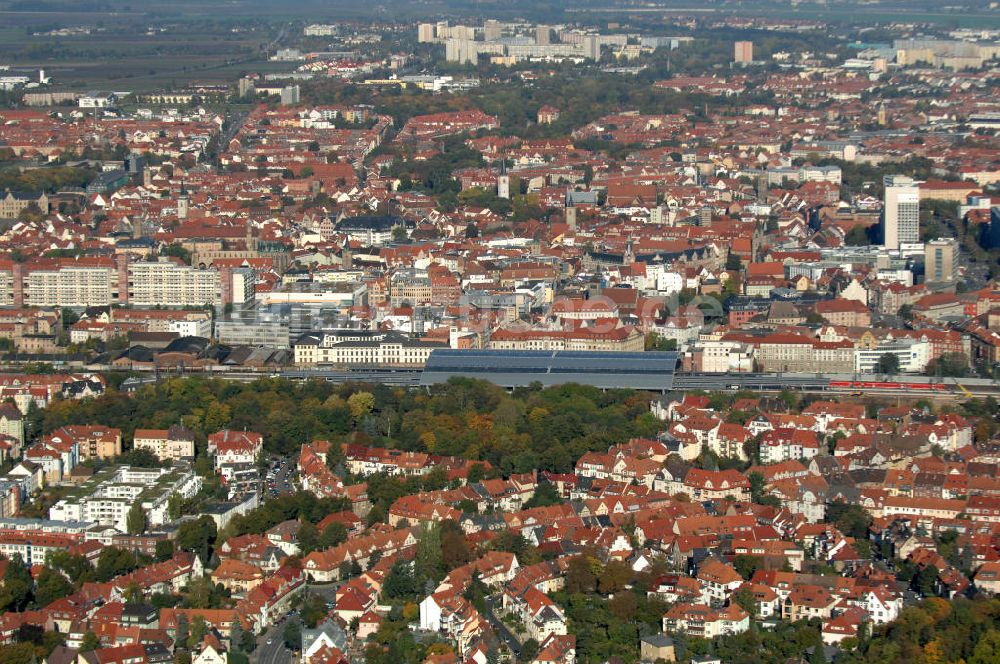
[49,464,201,530]
[21,263,116,307]
[0,268,14,306]
[127,260,223,307]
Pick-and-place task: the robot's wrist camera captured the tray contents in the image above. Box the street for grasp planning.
[252,615,293,664]
[483,596,521,657]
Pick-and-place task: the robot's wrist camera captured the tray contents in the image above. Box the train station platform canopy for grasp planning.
[420,349,681,391]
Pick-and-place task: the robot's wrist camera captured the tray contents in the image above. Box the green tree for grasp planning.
[519,639,539,663]
[229,617,244,654]
[283,620,302,650]
[176,515,217,562]
[645,333,678,352]
[777,389,799,412]
[162,244,193,265]
[732,586,757,618]
[187,616,208,649]
[828,501,873,539]
[748,471,766,504]
[734,554,762,581]
[916,565,939,596]
[926,352,968,378]
[155,539,175,562]
[298,520,319,555]
[565,554,597,594]
[970,629,1000,664]
[241,623,257,653]
[383,561,418,600]
[467,463,486,483]
[0,554,33,611]
[523,482,563,509]
[34,566,74,607]
[46,550,94,587]
[126,502,147,535]
[318,522,347,549]
[347,391,375,422]
[95,547,142,582]
[175,613,189,650]
[877,353,901,375]
[168,492,185,521]
[844,224,870,246]
[414,523,444,586]
[80,631,101,653]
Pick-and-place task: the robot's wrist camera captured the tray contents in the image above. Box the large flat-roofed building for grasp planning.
[421,349,680,391]
[215,320,290,348]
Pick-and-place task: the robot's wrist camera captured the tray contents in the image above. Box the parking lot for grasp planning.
[265,455,295,498]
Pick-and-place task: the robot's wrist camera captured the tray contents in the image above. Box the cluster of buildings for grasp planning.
[1,54,999,376]
[281,400,1000,662]
[0,381,997,662]
[419,21,603,65]
[0,12,998,664]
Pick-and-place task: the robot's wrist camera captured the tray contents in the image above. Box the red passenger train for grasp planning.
[828,380,948,391]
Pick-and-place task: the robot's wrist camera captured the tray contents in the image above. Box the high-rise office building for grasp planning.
[734,41,754,63]
[925,238,957,283]
[883,175,920,250]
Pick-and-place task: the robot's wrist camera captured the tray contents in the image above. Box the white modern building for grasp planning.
[49,464,201,530]
[883,175,920,250]
[855,338,931,374]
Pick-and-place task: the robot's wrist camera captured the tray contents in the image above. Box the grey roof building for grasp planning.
[421,349,680,391]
